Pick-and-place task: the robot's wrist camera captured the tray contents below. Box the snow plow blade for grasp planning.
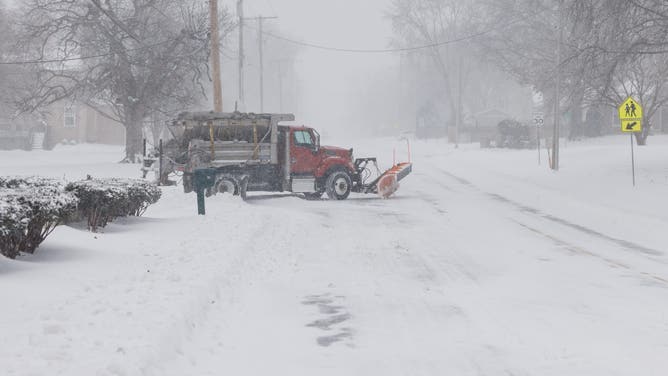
[375,162,413,198]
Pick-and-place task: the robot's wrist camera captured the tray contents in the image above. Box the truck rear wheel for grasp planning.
[216,177,238,195]
[325,171,352,200]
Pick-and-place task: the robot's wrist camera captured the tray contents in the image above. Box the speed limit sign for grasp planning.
[533,112,544,126]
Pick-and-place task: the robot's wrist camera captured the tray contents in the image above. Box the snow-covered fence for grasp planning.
[65,178,161,232]
[0,177,78,259]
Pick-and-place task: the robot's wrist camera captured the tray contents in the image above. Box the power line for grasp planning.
[0,38,176,65]
[245,9,548,54]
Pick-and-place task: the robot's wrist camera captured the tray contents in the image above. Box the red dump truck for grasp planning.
[157,111,411,200]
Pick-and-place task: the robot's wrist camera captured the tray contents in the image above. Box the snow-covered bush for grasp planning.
[0,182,78,259]
[0,176,61,189]
[65,178,161,232]
[0,195,31,259]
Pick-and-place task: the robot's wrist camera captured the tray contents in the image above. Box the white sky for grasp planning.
[222,0,398,133]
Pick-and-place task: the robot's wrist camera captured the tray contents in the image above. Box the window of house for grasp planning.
[64,106,76,128]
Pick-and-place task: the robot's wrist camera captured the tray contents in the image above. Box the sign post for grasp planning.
[619,97,643,186]
[533,112,544,165]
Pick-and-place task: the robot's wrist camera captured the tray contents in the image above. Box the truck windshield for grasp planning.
[293,130,314,147]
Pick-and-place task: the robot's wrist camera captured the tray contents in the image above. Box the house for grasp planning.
[0,108,40,150]
[43,102,125,149]
[0,117,33,150]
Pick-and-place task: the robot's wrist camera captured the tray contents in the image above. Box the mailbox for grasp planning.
[193,168,217,215]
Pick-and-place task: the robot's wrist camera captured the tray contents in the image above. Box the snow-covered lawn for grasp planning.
[1,135,667,376]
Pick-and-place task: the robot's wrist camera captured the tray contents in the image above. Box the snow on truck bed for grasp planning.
[1,135,668,376]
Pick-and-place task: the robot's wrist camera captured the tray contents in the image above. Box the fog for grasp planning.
[219,0,398,138]
[3,0,668,147]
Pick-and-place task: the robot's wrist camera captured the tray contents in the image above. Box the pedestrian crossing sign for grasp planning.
[619,97,642,133]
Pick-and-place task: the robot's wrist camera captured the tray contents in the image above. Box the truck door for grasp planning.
[290,129,320,175]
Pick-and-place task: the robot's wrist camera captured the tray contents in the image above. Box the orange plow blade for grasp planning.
[376,162,412,198]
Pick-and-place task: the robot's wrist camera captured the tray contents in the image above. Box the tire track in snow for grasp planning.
[515,221,668,287]
[156,197,369,373]
[432,168,664,258]
[486,192,663,257]
[419,167,668,288]
[107,202,284,376]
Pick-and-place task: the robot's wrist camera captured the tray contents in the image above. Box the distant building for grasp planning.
[0,101,125,150]
[465,108,512,146]
[0,115,34,150]
[43,102,125,149]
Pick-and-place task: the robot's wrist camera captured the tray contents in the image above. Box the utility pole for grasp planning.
[259,16,264,113]
[247,15,278,113]
[277,61,284,112]
[209,0,223,112]
[237,0,245,108]
[456,53,462,149]
[552,0,564,171]
[453,14,462,148]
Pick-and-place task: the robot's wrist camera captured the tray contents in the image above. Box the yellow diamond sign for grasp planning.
[619,97,642,133]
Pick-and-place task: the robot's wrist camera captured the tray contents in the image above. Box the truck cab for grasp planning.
[283,126,355,199]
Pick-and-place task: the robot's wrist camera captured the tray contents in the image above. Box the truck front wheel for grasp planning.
[325,171,352,200]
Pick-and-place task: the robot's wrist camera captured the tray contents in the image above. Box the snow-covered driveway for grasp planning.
[1,137,667,375]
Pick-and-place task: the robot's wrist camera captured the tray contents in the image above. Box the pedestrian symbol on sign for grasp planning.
[619,97,642,133]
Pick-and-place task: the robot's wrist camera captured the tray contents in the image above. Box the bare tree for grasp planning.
[17,0,233,161]
[576,0,668,144]
[0,3,14,112]
[479,0,668,144]
[0,4,29,119]
[389,0,483,126]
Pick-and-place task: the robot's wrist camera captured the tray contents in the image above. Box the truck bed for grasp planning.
[189,139,273,166]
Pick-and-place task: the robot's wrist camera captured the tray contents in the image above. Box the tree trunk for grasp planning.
[568,89,585,140]
[124,110,144,162]
[635,120,650,146]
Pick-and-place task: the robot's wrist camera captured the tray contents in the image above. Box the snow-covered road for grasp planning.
[1,137,667,375]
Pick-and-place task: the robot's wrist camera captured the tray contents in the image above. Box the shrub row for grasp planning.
[65,178,161,232]
[0,176,161,258]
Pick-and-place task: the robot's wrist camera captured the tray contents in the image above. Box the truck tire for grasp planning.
[216,177,238,195]
[325,171,352,200]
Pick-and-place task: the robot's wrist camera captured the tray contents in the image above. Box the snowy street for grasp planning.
[4,0,668,374]
[1,136,667,376]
